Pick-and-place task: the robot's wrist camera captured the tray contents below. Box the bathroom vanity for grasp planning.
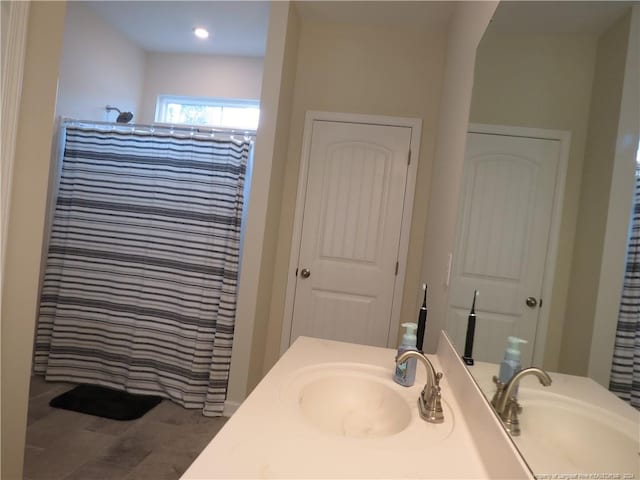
[181,333,531,479]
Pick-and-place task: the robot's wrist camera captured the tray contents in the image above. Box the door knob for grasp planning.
[526,296,538,308]
[300,268,311,279]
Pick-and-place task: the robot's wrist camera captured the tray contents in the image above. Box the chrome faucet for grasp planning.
[395,351,444,423]
[491,367,552,436]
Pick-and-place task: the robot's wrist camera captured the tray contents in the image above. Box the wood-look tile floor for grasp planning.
[23,376,228,480]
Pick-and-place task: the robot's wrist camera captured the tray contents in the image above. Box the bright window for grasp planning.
[155,96,260,130]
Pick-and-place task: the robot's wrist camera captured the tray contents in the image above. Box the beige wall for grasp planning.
[247,5,300,391]
[1,3,66,479]
[1,2,9,60]
[420,1,499,354]
[468,32,599,370]
[227,1,300,402]
[1,1,29,277]
[56,2,145,122]
[139,53,264,123]
[561,14,631,376]
[260,17,449,375]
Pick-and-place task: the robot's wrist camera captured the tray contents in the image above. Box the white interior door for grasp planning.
[290,120,412,347]
[447,132,561,366]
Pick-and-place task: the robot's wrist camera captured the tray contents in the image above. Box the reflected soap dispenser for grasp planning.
[498,336,528,393]
[394,322,418,387]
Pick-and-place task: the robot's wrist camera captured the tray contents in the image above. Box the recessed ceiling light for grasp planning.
[193,27,209,40]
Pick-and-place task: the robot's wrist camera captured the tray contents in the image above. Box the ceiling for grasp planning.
[86,1,457,58]
[86,1,270,57]
[490,1,634,35]
[84,1,635,58]
[294,1,456,30]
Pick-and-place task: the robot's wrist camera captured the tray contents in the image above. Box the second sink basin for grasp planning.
[515,389,639,476]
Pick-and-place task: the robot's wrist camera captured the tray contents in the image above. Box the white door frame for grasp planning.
[280,111,422,354]
[465,123,570,367]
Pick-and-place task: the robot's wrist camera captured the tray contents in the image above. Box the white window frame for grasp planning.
[154,95,260,130]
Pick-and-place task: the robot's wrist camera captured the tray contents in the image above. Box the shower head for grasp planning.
[116,111,134,123]
[105,105,134,124]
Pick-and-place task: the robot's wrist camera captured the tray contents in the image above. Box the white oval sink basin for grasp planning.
[515,390,639,476]
[282,362,454,442]
[298,374,411,438]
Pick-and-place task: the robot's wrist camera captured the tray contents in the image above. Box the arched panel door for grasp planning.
[290,120,412,347]
[448,132,561,365]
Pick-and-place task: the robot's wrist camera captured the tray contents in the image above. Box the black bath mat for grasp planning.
[49,384,162,421]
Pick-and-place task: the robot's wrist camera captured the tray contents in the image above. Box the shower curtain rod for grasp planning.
[60,117,256,137]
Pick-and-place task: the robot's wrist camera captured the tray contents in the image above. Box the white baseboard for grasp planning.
[223,399,240,417]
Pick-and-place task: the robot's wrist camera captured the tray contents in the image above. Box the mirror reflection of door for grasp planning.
[447,129,563,365]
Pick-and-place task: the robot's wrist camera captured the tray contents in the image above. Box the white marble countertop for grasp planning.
[181,336,530,479]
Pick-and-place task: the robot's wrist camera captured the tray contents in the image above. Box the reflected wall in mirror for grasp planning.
[446,1,639,476]
[448,0,638,380]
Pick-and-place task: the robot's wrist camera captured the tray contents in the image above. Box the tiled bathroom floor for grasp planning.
[23,376,227,480]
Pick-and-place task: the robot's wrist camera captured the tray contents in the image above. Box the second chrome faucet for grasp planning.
[395,350,445,423]
[491,367,552,436]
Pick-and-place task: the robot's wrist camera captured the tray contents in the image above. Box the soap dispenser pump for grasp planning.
[394,322,418,387]
[498,336,528,392]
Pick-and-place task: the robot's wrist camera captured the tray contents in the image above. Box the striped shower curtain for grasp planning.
[34,125,249,416]
[610,172,640,409]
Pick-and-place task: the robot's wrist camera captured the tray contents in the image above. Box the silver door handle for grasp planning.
[300,268,311,279]
[526,297,538,308]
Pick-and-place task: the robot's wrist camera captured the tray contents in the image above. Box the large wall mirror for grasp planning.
[445,1,639,476]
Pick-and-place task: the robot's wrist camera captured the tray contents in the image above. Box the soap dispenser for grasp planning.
[498,336,528,393]
[394,322,418,387]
